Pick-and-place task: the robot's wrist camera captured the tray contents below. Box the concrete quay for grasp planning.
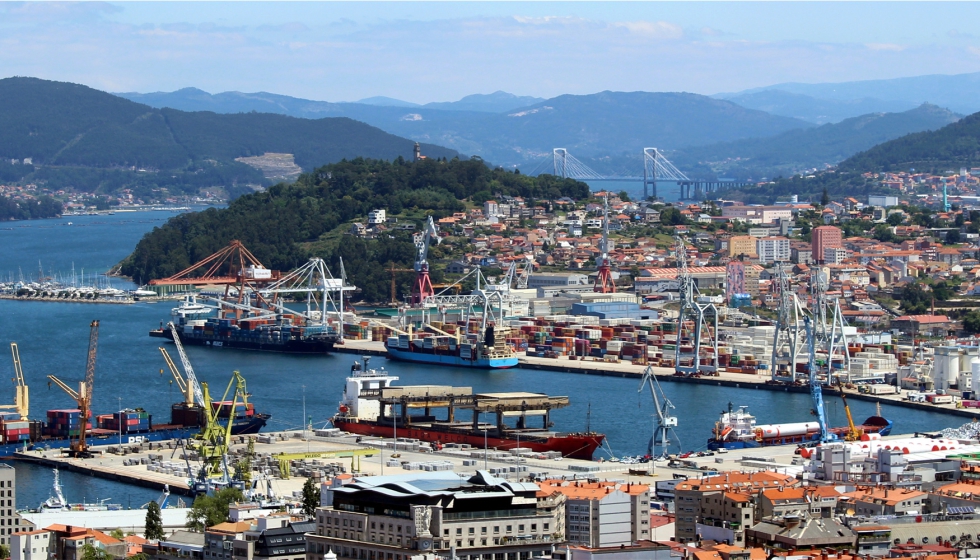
[10,428,807,500]
[333,339,980,422]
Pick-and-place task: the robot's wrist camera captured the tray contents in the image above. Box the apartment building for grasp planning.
[11,530,54,560]
[0,465,20,546]
[721,206,793,224]
[232,516,314,560]
[674,472,797,544]
[812,226,843,264]
[756,237,790,264]
[537,480,651,548]
[727,236,757,259]
[306,471,561,560]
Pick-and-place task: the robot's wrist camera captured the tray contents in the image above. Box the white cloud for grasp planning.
[612,20,684,40]
[865,43,905,52]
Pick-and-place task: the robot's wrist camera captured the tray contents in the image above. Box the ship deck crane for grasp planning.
[4,343,29,420]
[836,380,862,441]
[48,320,99,457]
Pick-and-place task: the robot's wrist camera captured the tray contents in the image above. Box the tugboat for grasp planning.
[331,357,603,459]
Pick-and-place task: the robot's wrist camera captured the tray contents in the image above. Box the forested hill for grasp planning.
[0,77,456,199]
[120,158,587,301]
[838,110,980,173]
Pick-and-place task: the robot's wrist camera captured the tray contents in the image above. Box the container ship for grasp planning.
[384,323,518,369]
[331,358,604,460]
[149,296,341,354]
[706,404,892,450]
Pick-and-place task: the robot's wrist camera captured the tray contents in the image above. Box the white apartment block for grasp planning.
[756,237,790,264]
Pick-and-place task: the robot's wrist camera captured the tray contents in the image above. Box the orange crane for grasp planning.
[388,263,414,305]
[48,320,99,457]
[836,379,862,442]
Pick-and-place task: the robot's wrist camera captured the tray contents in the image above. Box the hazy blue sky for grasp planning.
[2,2,980,103]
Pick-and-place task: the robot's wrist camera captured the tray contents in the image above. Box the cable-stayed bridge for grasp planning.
[524,148,751,200]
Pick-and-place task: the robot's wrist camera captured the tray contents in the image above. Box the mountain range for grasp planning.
[116,88,812,170]
[716,71,980,123]
[0,77,456,199]
[668,103,961,180]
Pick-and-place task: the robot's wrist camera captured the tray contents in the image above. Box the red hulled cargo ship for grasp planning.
[330,358,604,461]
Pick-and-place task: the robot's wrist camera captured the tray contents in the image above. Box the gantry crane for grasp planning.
[48,320,99,457]
[4,343,29,421]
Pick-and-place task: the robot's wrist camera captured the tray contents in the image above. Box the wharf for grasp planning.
[334,339,980,421]
[16,428,944,494]
[0,295,134,305]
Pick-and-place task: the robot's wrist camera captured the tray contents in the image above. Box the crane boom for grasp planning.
[9,343,28,420]
[837,380,861,441]
[805,317,833,443]
[159,347,191,405]
[168,322,204,407]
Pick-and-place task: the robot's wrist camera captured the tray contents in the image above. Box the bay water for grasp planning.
[0,211,964,511]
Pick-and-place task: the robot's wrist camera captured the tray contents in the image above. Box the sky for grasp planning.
[1,2,980,103]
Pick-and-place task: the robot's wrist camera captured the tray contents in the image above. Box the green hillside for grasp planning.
[839,111,980,173]
[120,157,588,301]
[672,104,960,180]
[0,77,456,200]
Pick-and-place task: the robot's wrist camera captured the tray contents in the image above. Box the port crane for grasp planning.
[411,217,441,306]
[160,322,205,408]
[187,371,250,493]
[48,320,99,457]
[804,316,835,443]
[593,195,615,293]
[638,365,678,465]
[4,343,29,421]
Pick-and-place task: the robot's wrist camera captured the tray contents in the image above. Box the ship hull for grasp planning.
[151,328,335,354]
[385,346,518,369]
[333,418,602,460]
[707,416,893,451]
[0,414,270,458]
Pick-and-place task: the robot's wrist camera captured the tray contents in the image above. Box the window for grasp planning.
[444,530,449,537]
[468,528,474,535]
[481,527,487,534]
[493,527,499,534]
[518,525,524,533]
[543,524,549,531]
[506,526,512,533]
[530,525,536,532]
[456,529,462,536]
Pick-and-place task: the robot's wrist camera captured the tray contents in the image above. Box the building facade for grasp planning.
[306,472,561,560]
[812,226,843,264]
[756,237,790,264]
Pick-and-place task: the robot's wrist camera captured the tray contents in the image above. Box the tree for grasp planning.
[81,544,110,560]
[872,224,897,243]
[618,190,631,202]
[659,207,685,226]
[886,212,904,226]
[964,311,980,334]
[186,487,243,531]
[145,501,165,540]
[821,188,829,206]
[109,529,125,540]
[932,281,954,302]
[302,476,321,518]
[946,229,961,244]
[0,544,9,559]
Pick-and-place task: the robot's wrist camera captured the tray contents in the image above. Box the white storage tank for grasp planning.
[934,346,961,391]
[971,357,980,397]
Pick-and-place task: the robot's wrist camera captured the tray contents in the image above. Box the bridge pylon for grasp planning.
[643,148,689,200]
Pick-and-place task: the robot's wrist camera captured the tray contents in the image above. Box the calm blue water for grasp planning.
[0,211,966,510]
[584,180,681,202]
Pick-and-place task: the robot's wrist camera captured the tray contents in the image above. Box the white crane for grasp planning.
[168,322,204,407]
[638,365,678,466]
